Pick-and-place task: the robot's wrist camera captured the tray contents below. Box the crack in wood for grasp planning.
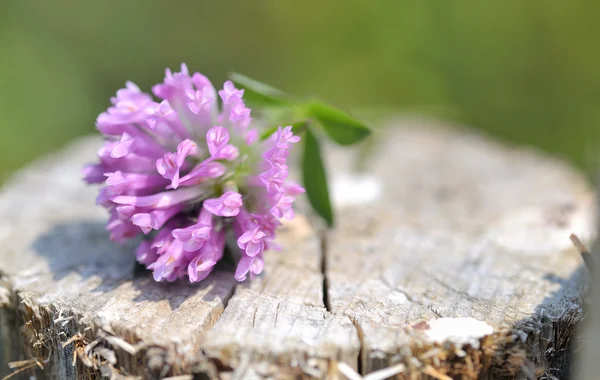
[421,270,482,303]
[350,318,365,375]
[320,230,331,312]
[273,302,280,328]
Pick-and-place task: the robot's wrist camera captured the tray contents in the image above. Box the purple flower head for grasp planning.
[84,64,304,283]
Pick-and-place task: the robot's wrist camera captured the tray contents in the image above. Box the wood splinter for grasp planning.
[570,233,595,275]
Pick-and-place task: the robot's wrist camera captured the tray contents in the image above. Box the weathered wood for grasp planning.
[0,138,357,379]
[574,193,600,379]
[202,215,360,379]
[325,118,594,378]
[0,118,594,379]
[0,139,240,379]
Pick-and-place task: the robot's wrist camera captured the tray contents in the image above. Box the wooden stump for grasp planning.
[0,118,594,379]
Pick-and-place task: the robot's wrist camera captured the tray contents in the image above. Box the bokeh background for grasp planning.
[1,1,598,183]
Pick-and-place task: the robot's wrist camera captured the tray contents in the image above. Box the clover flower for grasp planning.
[84,64,304,282]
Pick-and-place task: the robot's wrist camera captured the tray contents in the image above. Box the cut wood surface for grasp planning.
[0,118,594,379]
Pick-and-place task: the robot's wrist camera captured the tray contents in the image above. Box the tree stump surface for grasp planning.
[0,118,593,379]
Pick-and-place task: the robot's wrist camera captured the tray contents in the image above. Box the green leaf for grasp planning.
[260,125,280,141]
[302,128,334,227]
[259,120,309,141]
[229,72,290,108]
[307,101,372,146]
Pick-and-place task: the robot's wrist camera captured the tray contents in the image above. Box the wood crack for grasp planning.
[320,229,363,374]
[320,230,331,312]
[394,285,446,318]
[274,302,281,327]
[349,318,365,375]
[421,270,481,302]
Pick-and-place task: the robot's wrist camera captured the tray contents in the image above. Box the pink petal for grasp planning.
[245,241,263,257]
[235,255,253,282]
[111,187,202,208]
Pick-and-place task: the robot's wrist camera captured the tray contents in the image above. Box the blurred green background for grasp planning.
[1,1,598,183]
